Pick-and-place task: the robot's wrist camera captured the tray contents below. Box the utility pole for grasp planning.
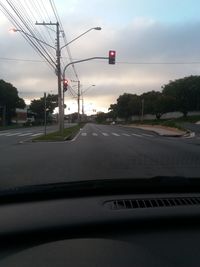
[3,105,6,127]
[36,21,63,134]
[82,95,84,115]
[44,92,47,136]
[77,80,81,122]
[141,98,144,122]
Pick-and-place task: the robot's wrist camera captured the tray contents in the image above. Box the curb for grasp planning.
[18,128,82,144]
[118,124,186,137]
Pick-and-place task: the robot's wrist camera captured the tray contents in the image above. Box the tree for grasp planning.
[162,76,200,117]
[29,94,58,124]
[96,112,107,123]
[141,91,176,119]
[108,104,118,120]
[0,79,25,125]
[114,93,140,120]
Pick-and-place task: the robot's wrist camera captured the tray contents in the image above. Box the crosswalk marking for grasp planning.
[142,133,153,137]
[18,133,33,137]
[5,132,22,136]
[0,132,10,136]
[132,133,142,137]
[31,133,43,137]
[79,132,155,138]
[112,133,120,136]
[122,133,131,137]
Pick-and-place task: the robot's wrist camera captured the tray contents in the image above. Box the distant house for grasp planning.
[12,107,28,124]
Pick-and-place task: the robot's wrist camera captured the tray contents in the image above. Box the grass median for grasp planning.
[33,123,84,142]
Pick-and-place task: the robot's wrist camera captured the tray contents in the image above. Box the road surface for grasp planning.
[0,123,200,188]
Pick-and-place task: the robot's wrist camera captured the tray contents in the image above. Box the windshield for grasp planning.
[0,0,200,191]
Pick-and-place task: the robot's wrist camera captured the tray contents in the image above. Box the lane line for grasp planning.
[112,133,120,136]
[92,133,98,136]
[102,132,109,136]
[81,133,87,136]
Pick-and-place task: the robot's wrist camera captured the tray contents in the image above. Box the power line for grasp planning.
[0,1,56,71]
[0,57,44,62]
[49,0,80,81]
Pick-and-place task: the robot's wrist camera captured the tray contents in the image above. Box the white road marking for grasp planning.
[31,133,43,137]
[112,133,120,136]
[5,132,22,136]
[102,132,109,136]
[18,133,33,136]
[81,133,87,136]
[142,133,153,137]
[184,132,196,139]
[0,132,11,136]
[122,133,131,137]
[92,133,98,136]
[132,133,142,137]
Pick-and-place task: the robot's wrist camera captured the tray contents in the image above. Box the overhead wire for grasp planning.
[49,0,80,81]
[0,2,56,72]
[1,1,56,68]
[31,0,56,46]
[16,0,56,61]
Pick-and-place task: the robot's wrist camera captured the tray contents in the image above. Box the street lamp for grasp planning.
[60,27,101,50]
[9,26,101,132]
[61,27,101,124]
[9,28,55,49]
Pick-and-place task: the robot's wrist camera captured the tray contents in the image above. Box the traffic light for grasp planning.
[63,79,68,92]
[108,50,116,64]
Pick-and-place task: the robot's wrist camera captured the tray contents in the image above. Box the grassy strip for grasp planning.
[33,123,84,142]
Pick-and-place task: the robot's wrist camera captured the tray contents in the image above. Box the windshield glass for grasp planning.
[0,0,200,191]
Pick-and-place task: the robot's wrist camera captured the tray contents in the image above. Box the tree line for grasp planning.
[0,79,58,126]
[0,79,25,125]
[98,75,200,122]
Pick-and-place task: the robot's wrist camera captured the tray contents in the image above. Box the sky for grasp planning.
[1,0,200,114]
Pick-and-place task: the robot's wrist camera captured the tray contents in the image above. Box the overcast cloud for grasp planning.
[0,0,200,113]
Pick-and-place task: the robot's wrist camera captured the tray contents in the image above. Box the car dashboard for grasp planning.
[0,191,200,266]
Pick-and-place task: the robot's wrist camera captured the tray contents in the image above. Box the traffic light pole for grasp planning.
[62,55,116,122]
[77,80,81,122]
[56,22,63,134]
[63,57,108,79]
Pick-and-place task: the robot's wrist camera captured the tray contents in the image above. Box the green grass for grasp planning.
[34,123,84,142]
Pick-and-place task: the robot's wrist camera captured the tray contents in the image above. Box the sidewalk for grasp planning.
[122,124,188,137]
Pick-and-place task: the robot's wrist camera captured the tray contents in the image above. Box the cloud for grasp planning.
[1,12,200,112]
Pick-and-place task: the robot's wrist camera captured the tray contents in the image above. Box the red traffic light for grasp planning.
[108,50,116,64]
[63,79,68,92]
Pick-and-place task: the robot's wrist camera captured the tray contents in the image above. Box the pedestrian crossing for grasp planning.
[0,132,43,138]
[80,132,155,138]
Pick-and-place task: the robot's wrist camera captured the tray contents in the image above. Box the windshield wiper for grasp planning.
[0,176,200,204]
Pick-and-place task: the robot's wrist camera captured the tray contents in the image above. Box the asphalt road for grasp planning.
[1,123,200,188]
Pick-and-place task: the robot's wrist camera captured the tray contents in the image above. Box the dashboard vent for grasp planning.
[104,197,200,210]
